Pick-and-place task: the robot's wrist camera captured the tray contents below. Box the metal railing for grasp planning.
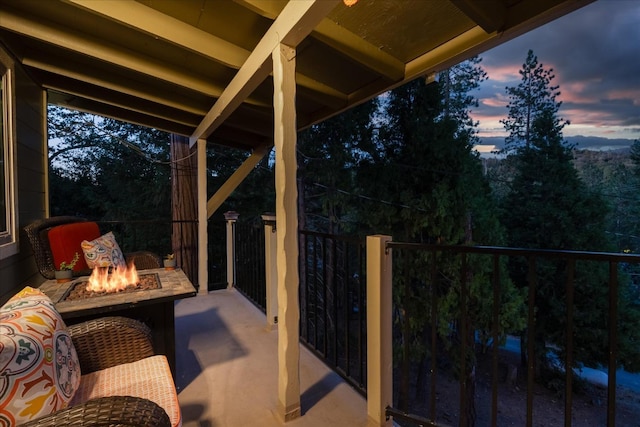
[235,219,266,310]
[232,224,368,394]
[384,242,640,427]
[228,221,640,426]
[207,218,227,290]
[299,230,367,394]
[98,219,198,282]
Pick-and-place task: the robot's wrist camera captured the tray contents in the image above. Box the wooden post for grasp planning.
[273,42,301,422]
[224,211,239,289]
[367,235,393,427]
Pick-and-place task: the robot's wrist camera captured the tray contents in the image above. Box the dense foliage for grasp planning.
[49,107,172,220]
[48,106,274,260]
[498,52,640,375]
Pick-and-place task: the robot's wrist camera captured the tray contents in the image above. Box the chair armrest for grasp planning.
[68,316,155,373]
[19,395,171,427]
[126,251,162,270]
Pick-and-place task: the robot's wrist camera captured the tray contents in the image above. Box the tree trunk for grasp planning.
[170,134,198,287]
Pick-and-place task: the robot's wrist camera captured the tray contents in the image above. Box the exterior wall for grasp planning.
[0,55,47,304]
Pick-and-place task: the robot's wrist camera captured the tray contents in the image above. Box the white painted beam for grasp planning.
[238,0,405,81]
[189,0,340,146]
[405,26,491,81]
[64,0,250,69]
[0,9,227,97]
[65,0,347,108]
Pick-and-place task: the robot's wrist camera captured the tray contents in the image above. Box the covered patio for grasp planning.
[0,0,598,425]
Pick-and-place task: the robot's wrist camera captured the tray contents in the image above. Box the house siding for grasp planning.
[0,56,47,304]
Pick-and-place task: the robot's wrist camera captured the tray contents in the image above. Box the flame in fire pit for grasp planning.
[86,263,140,293]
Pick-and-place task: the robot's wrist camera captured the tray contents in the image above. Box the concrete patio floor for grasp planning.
[174,288,369,427]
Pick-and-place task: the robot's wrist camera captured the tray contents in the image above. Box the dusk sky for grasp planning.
[471,0,640,145]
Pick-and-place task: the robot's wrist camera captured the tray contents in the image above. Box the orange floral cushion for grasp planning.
[0,287,81,426]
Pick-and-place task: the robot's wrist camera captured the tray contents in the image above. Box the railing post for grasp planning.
[224,211,239,289]
[366,235,393,427]
[262,213,278,330]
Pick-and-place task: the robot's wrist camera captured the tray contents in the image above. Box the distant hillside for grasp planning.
[573,147,633,169]
[477,135,635,152]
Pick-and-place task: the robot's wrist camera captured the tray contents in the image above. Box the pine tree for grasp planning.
[500,56,640,375]
[500,50,567,154]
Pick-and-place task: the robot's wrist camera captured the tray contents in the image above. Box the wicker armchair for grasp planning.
[24,216,161,279]
[19,316,172,427]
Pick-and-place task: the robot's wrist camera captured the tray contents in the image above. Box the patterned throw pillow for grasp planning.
[0,287,81,426]
[81,231,126,269]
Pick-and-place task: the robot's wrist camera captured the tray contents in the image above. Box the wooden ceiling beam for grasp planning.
[63,0,348,110]
[22,55,211,116]
[237,0,405,81]
[405,26,492,81]
[37,72,202,127]
[49,92,196,136]
[407,0,596,83]
[0,0,347,113]
[0,7,227,96]
[451,0,506,33]
[190,0,340,145]
[64,0,250,68]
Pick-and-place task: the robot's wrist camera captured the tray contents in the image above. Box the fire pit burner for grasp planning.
[61,273,161,302]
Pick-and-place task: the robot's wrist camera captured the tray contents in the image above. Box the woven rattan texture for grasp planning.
[68,316,155,374]
[19,395,171,427]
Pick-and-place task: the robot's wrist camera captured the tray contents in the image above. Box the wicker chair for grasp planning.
[19,316,173,427]
[24,216,161,279]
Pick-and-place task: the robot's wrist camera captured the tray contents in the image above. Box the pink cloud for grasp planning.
[482,64,520,82]
[481,97,506,108]
[606,89,640,104]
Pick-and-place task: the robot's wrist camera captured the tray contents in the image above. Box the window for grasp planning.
[0,47,17,258]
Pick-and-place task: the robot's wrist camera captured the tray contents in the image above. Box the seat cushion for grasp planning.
[49,222,101,272]
[0,287,81,426]
[70,355,181,427]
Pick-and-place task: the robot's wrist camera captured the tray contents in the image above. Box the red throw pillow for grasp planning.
[48,222,101,272]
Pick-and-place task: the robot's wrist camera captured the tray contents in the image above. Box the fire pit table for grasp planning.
[39,267,197,379]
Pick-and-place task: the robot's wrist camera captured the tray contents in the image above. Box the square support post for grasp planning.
[224,211,239,289]
[273,42,301,422]
[366,235,393,427]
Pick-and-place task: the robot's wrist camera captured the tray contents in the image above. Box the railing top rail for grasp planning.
[387,241,640,263]
[97,219,198,224]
